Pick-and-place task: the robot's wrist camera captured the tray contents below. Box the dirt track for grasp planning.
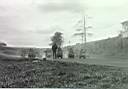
[49,55,128,68]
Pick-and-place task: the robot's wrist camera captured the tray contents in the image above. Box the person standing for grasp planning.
[56,46,63,59]
[52,43,58,59]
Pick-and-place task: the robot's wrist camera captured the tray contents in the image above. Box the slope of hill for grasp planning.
[73,36,128,57]
[0,46,46,58]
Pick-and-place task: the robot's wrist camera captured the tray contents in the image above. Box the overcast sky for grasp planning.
[0,0,128,48]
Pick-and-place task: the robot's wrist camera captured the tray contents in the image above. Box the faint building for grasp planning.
[121,20,128,38]
[122,20,128,30]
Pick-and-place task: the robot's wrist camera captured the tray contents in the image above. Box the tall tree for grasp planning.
[73,16,93,44]
[73,16,93,59]
[50,32,64,47]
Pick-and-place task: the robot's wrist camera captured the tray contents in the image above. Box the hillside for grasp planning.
[0,46,46,58]
[73,36,128,57]
[1,35,128,58]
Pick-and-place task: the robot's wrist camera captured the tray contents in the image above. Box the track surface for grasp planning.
[48,55,128,68]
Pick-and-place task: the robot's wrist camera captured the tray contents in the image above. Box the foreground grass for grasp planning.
[0,58,128,89]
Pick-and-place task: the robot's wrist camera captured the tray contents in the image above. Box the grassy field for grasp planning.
[0,56,128,89]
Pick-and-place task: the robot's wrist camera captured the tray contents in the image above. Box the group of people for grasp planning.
[20,43,86,60]
[51,43,87,59]
[52,43,63,59]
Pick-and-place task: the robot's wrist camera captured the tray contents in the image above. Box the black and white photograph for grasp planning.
[0,0,128,88]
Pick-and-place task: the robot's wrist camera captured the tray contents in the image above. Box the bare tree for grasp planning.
[73,16,93,58]
[73,16,93,44]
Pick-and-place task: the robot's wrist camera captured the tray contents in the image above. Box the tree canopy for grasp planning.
[50,32,64,46]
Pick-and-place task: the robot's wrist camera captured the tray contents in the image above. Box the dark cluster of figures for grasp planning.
[21,43,87,60]
[52,43,63,59]
[51,43,87,59]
